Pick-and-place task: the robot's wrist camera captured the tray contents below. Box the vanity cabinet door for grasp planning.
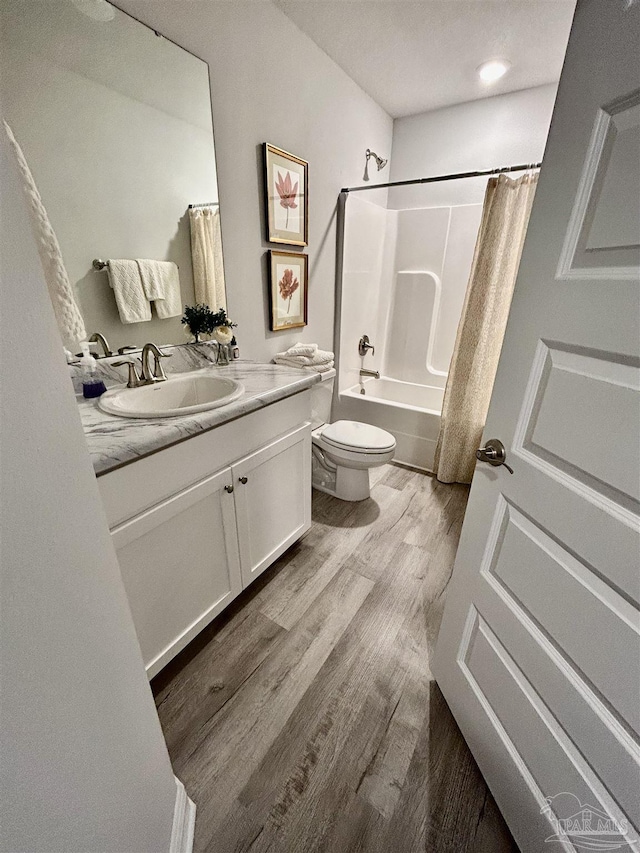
[111,466,241,678]
[233,423,311,588]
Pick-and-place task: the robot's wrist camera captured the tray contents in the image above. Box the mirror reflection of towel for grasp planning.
[107,259,151,324]
[188,207,226,312]
[137,259,182,319]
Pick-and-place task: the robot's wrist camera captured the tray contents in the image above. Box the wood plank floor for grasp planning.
[152,464,518,853]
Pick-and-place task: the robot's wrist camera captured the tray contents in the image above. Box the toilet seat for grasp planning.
[318,420,395,454]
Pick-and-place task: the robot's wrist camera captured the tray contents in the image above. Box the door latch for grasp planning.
[476,439,514,474]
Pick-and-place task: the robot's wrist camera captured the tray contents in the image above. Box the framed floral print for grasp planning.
[269,250,308,331]
[264,144,308,246]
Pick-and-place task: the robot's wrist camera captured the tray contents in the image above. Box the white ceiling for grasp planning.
[273,0,576,118]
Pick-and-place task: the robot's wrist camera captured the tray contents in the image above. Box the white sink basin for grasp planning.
[98,372,244,418]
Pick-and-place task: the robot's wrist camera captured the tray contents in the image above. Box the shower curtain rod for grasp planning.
[340,162,541,194]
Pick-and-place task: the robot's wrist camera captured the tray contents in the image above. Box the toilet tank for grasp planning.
[311,369,336,429]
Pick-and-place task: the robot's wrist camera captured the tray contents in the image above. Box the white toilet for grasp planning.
[311,371,396,501]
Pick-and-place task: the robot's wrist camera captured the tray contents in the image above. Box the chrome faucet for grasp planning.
[360,368,380,379]
[141,342,171,383]
[89,331,113,358]
[113,343,171,387]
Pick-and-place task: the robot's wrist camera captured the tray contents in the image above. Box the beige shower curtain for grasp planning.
[434,172,538,484]
[188,205,227,312]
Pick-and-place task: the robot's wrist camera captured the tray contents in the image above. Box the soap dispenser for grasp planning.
[80,342,107,399]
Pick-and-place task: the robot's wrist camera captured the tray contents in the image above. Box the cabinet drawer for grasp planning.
[111,466,241,678]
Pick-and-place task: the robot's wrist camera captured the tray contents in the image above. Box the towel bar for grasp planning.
[92,258,178,271]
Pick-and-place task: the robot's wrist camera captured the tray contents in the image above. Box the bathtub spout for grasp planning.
[359,368,380,379]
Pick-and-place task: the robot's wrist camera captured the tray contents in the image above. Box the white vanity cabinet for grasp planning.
[98,392,312,678]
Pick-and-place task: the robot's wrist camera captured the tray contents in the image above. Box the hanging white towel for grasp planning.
[137,259,182,319]
[107,259,151,324]
[3,120,87,349]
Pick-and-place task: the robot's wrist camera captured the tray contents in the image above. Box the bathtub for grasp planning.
[337,377,444,472]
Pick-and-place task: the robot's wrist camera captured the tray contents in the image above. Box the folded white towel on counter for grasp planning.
[273,355,335,374]
[273,343,335,374]
[107,259,151,324]
[312,361,334,373]
[275,359,335,374]
[283,342,318,357]
[137,259,182,319]
[275,345,334,366]
[275,355,335,368]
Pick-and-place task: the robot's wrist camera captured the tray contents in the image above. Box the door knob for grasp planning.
[239,476,248,484]
[224,484,234,493]
[476,439,514,474]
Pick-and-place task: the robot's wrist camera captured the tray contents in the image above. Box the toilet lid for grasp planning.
[321,420,396,454]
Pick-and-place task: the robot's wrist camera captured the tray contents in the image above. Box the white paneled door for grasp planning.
[433,2,640,851]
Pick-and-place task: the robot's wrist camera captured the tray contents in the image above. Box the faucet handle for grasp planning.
[113,359,143,388]
[150,349,171,381]
[359,335,375,357]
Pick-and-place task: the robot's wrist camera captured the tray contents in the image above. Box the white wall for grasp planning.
[389,84,558,208]
[1,0,218,351]
[116,0,393,362]
[0,130,178,852]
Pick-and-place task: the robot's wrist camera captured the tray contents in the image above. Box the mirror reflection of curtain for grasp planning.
[188,205,226,312]
[434,172,538,484]
[3,120,86,350]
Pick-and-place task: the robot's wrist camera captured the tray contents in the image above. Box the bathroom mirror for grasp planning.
[1,0,227,352]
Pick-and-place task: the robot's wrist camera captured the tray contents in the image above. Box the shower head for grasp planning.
[363,148,388,182]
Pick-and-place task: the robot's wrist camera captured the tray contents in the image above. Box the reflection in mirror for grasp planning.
[1,0,226,351]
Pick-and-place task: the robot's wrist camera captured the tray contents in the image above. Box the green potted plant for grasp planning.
[181,305,238,363]
[181,303,216,344]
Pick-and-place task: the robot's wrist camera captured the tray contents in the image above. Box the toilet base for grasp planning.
[312,464,371,502]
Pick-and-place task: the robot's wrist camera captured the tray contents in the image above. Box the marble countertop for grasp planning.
[78,360,321,476]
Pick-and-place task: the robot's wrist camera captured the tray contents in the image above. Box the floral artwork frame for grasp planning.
[264,143,308,246]
[269,250,308,331]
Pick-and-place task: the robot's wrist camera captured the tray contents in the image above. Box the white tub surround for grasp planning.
[335,193,479,471]
[76,347,320,475]
[334,87,556,473]
[385,205,483,389]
